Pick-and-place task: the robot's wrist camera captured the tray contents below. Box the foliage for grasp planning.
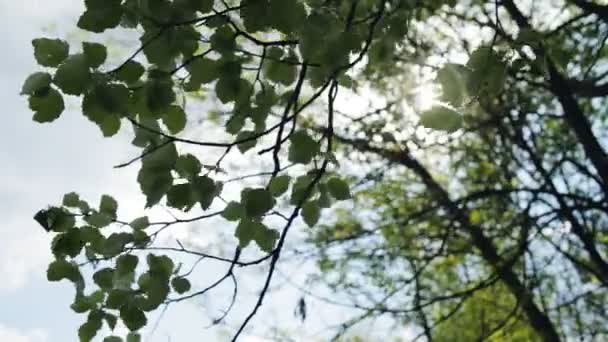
[306,1,608,341]
[23,0,608,341]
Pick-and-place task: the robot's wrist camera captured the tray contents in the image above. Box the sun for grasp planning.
[415,82,440,111]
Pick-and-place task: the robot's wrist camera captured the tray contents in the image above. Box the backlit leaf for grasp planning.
[301,201,320,227]
[171,277,191,294]
[32,38,69,67]
[21,72,52,95]
[288,131,319,164]
[269,175,291,196]
[419,105,462,133]
[53,54,91,95]
[243,188,275,217]
[29,87,65,123]
[326,177,351,200]
[83,42,107,68]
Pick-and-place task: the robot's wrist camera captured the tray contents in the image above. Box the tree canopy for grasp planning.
[23,0,608,341]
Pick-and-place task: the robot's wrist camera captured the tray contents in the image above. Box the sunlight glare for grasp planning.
[414,82,440,111]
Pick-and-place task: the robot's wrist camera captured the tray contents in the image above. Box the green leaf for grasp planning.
[63,192,81,207]
[88,290,106,304]
[120,304,147,331]
[82,83,128,137]
[78,200,91,213]
[264,54,298,85]
[215,59,246,103]
[21,72,52,95]
[470,209,483,225]
[243,188,275,217]
[210,26,236,54]
[47,259,80,283]
[116,61,145,84]
[177,0,214,13]
[114,268,135,291]
[171,277,191,294]
[317,184,332,208]
[84,212,113,228]
[256,227,279,252]
[51,229,85,257]
[139,274,169,311]
[93,268,115,290]
[288,131,319,164]
[78,0,123,33]
[166,183,196,211]
[224,113,245,134]
[256,222,280,252]
[235,219,279,252]
[269,175,291,196]
[187,57,219,87]
[82,227,105,253]
[241,0,270,32]
[236,130,257,153]
[301,201,321,227]
[142,140,178,171]
[326,177,351,200]
[106,289,131,309]
[268,0,306,34]
[138,168,173,208]
[103,336,123,342]
[100,195,118,219]
[129,216,150,230]
[147,254,174,278]
[133,230,150,247]
[127,333,141,342]
[116,254,139,275]
[466,46,506,96]
[53,54,91,95]
[32,38,69,67]
[103,233,134,257]
[29,87,65,123]
[83,42,107,68]
[71,294,96,313]
[175,154,202,179]
[419,105,462,133]
[192,176,219,210]
[235,219,256,248]
[299,12,339,62]
[140,28,176,68]
[138,141,177,207]
[79,311,103,342]
[222,201,245,221]
[162,105,187,134]
[104,312,118,330]
[34,207,75,232]
[176,26,201,58]
[216,76,246,104]
[142,78,176,115]
[290,174,316,205]
[436,64,468,107]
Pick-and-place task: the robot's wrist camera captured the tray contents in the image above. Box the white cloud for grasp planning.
[0,0,80,21]
[0,213,52,293]
[241,336,273,342]
[0,324,48,342]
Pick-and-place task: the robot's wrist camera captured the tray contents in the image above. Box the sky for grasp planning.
[0,1,139,341]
